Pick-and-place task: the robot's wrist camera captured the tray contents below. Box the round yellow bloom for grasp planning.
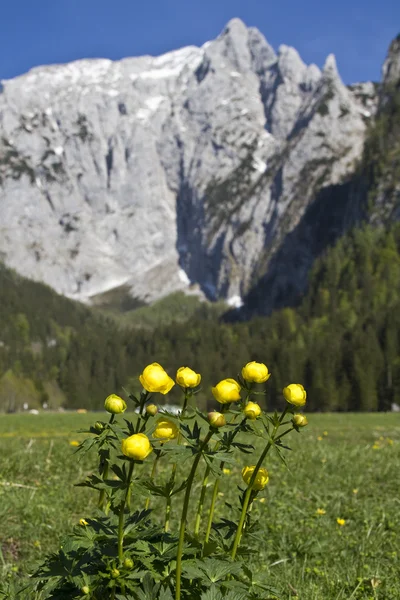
[241,361,271,383]
[79,519,88,526]
[139,363,175,395]
[241,466,269,491]
[104,394,127,414]
[82,586,90,595]
[352,488,358,495]
[212,378,241,404]
[208,411,226,428]
[145,404,158,416]
[153,418,179,441]
[176,366,201,388]
[316,508,326,516]
[243,401,262,420]
[121,433,152,460]
[70,440,80,447]
[283,383,307,407]
[293,414,308,428]
[123,558,134,570]
[337,518,346,526]
[223,468,231,475]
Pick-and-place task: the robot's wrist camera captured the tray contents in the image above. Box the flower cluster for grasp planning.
[36,359,308,600]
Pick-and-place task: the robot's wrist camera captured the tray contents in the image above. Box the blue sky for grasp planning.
[1,0,399,84]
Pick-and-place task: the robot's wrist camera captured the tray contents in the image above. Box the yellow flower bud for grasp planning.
[111,568,120,579]
[121,433,152,460]
[293,414,308,428]
[316,508,326,515]
[82,586,90,595]
[337,518,346,526]
[241,361,271,383]
[145,404,158,416]
[139,363,175,395]
[123,558,134,569]
[211,378,241,404]
[176,366,201,388]
[94,421,105,432]
[283,383,307,407]
[79,519,88,526]
[242,466,269,491]
[104,394,127,414]
[153,418,179,441]
[243,401,262,420]
[208,411,226,428]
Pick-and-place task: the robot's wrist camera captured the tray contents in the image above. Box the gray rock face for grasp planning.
[0,18,377,307]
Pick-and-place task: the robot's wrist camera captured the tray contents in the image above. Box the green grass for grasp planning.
[1,412,400,599]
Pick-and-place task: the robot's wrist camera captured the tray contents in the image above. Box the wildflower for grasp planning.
[353,488,358,495]
[241,361,271,383]
[111,568,120,579]
[259,497,266,503]
[316,508,326,515]
[34,540,41,548]
[337,518,346,526]
[139,363,175,394]
[387,438,394,445]
[94,421,105,432]
[208,411,226,428]
[218,492,225,497]
[176,366,201,388]
[243,402,262,420]
[223,468,231,475]
[323,431,328,436]
[242,466,269,491]
[69,440,80,447]
[104,394,127,415]
[122,433,152,460]
[293,414,308,428]
[283,383,307,407]
[79,519,88,526]
[82,586,90,595]
[153,419,179,441]
[145,404,158,416]
[321,458,327,464]
[317,436,323,441]
[372,443,380,450]
[212,378,241,404]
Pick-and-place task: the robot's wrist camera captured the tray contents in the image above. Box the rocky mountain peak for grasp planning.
[0,20,381,311]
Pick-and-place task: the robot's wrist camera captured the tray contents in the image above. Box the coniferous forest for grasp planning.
[1,223,400,413]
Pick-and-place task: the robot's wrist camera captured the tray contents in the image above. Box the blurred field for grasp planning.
[0,412,400,599]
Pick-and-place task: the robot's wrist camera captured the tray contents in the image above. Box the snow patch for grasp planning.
[252,156,267,173]
[178,269,190,285]
[230,71,241,78]
[108,89,119,97]
[227,295,243,308]
[53,146,64,156]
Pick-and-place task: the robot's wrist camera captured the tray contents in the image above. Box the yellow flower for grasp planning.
[104,394,127,414]
[337,518,346,526]
[316,508,326,515]
[34,540,41,548]
[317,436,323,441]
[69,440,80,447]
[139,363,175,395]
[153,419,179,441]
[145,404,158,416]
[212,378,241,404]
[208,411,226,428]
[283,383,306,407]
[79,519,88,526]
[82,586,90,596]
[243,401,262,420]
[323,431,328,436]
[122,433,152,460]
[242,466,269,491]
[293,414,308,428]
[259,497,266,503]
[223,468,231,475]
[176,366,201,388]
[241,361,271,383]
[352,488,358,495]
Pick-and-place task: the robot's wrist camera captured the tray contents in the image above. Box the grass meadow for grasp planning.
[0,412,399,599]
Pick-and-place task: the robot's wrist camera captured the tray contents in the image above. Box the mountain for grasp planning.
[0,19,378,310]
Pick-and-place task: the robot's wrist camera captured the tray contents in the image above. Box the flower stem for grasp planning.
[175,429,213,600]
[230,409,288,560]
[194,464,210,536]
[204,470,221,544]
[145,452,160,510]
[98,414,115,511]
[118,461,135,563]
